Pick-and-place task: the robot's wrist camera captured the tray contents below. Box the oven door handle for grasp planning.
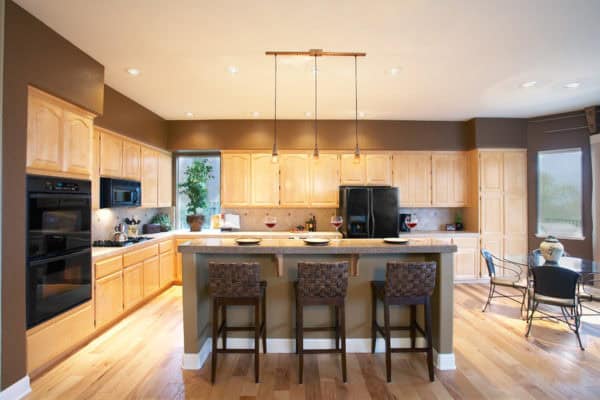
[29,193,91,200]
[28,248,91,266]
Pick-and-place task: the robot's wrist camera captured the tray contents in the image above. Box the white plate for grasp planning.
[383,238,409,244]
[303,238,330,246]
[235,238,261,245]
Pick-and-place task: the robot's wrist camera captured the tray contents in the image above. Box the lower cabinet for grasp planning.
[143,256,160,296]
[160,251,174,288]
[453,237,479,281]
[95,271,124,327]
[123,262,144,310]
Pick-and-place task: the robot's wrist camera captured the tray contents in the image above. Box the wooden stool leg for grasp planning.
[211,299,219,384]
[425,298,434,382]
[371,286,377,353]
[384,300,392,383]
[254,300,260,383]
[410,304,416,349]
[298,301,304,384]
[262,290,267,354]
[335,305,340,351]
[340,303,347,383]
[221,304,227,350]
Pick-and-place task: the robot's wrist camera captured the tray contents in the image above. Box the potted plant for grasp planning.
[178,160,213,232]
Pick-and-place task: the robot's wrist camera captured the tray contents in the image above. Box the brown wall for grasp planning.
[167,119,468,151]
[526,110,599,259]
[95,85,168,149]
[471,118,527,148]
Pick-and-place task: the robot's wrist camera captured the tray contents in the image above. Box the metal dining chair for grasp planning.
[526,266,584,350]
[579,272,600,316]
[481,249,528,318]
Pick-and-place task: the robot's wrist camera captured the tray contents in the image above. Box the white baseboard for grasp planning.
[0,376,31,400]
[182,338,456,371]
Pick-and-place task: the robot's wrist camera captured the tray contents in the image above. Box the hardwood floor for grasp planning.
[27,284,600,399]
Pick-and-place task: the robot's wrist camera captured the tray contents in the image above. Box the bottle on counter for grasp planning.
[311,214,317,232]
[305,214,317,232]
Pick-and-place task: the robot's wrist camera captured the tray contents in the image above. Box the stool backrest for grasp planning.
[208,262,260,297]
[297,261,349,298]
[385,261,437,297]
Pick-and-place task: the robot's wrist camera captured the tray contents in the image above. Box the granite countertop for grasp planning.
[398,230,479,237]
[178,238,457,255]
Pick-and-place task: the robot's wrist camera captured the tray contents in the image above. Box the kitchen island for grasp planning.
[178,238,457,371]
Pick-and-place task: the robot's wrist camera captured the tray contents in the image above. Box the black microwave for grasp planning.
[100,178,141,208]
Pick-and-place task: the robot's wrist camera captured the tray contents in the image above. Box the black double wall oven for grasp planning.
[27,175,92,328]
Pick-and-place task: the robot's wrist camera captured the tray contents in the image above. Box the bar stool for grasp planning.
[371,261,437,382]
[208,262,267,384]
[295,261,349,384]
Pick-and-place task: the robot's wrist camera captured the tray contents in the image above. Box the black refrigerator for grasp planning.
[338,186,399,238]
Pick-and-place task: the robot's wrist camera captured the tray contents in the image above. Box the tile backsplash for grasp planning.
[221,208,338,231]
[93,207,174,240]
[399,208,464,231]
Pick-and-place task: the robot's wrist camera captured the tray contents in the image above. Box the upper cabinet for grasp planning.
[310,154,340,207]
[431,152,468,207]
[392,152,432,207]
[221,153,251,207]
[99,131,123,177]
[340,154,366,185]
[251,154,279,207]
[141,146,159,208]
[122,140,141,181]
[26,88,95,178]
[157,153,172,207]
[280,153,310,207]
[365,154,392,185]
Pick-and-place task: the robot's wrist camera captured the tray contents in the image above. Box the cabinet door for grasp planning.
[504,194,527,237]
[27,95,63,172]
[479,151,504,192]
[251,153,279,206]
[504,236,528,261]
[503,151,527,195]
[221,153,251,207]
[122,140,141,181]
[280,154,310,207]
[159,251,174,287]
[100,131,123,177]
[123,263,144,310]
[480,192,503,236]
[175,239,187,282]
[451,153,468,206]
[158,153,173,207]
[340,154,366,185]
[365,154,391,185]
[141,147,159,207]
[92,130,100,209]
[431,153,452,206]
[143,256,160,297]
[392,152,431,207]
[481,235,504,275]
[453,237,479,281]
[95,271,123,327]
[62,110,93,176]
[310,154,340,207]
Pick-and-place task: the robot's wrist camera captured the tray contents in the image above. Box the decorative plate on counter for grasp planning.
[235,238,261,245]
[303,238,330,246]
[383,238,409,244]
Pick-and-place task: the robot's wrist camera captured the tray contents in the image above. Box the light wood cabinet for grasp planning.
[92,130,100,209]
[159,251,174,288]
[175,239,188,282]
[158,152,173,207]
[143,256,160,296]
[141,146,159,207]
[480,192,503,236]
[62,110,93,175]
[340,154,366,185]
[122,140,141,181]
[481,234,504,275]
[95,271,123,327]
[479,151,504,192]
[392,152,432,207]
[221,153,251,207]
[503,151,527,195]
[251,153,279,206]
[310,154,340,207]
[27,94,62,172]
[431,152,467,207]
[453,237,479,281]
[123,263,144,310]
[100,131,123,177]
[365,154,392,185]
[280,153,310,207]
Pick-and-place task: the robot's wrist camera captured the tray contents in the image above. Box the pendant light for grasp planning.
[353,55,361,164]
[312,55,320,160]
[271,54,279,163]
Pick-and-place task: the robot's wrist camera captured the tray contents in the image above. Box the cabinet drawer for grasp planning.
[453,237,478,249]
[159,240,173,254]
[123,244,158,266]
[431,237,453,245]
[95,255,123,279]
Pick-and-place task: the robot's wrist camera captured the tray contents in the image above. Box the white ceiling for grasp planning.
[15,0,600,121]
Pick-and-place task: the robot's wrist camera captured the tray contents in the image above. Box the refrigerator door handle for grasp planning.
[370,189,375,238]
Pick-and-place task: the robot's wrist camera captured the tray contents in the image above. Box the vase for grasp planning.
[186,214,205,232]
[539,236,564,263]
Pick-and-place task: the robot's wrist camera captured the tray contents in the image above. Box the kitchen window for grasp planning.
[537,148,583,239]
[175,154,221,229]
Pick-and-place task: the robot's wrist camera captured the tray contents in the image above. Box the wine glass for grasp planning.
[407,214,418,231]
[264,215,277,230]
[330,215,343,239]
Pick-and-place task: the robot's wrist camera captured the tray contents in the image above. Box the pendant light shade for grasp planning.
[271,54,279,163]
[352,55,361,164]
[312,55,319,160]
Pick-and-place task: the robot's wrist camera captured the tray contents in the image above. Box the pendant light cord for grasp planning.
[354,55,359,153]
[314,55,318,155]
[273,54,278,151]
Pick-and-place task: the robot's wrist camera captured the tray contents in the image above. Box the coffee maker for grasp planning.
[399,213,411,232]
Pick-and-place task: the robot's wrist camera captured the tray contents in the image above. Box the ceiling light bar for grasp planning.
[266,49,366,57]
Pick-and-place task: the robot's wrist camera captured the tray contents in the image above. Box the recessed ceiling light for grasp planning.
[185,112,194,118]
[564,82,580,89]
[521,81,537,88]
[227,65,239,75]
[388,67,401,76]
[305,111,312,117]
[251,111,260,117]
[126,68,141,76]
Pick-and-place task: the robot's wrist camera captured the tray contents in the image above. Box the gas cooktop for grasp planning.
[93,236,153,247]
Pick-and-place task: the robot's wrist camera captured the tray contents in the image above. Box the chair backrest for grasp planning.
[208,262,260,297]
[385,261,437,297]
[297,261,349,298]
[531,266,579,300]
[480,249,496,277]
